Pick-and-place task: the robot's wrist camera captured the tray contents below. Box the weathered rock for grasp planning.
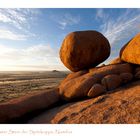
[60,70,88,86]
[120,33,140,65]
[0,89,60,123]
[101,74,122,91]
[29,80,140,124]
[59,73,98,101]
[60,30,111,72]
[59,63,133,101]
[89,63,133,76]
[120,73,133,84]
[109,57,124,65]
[87,84,106,98]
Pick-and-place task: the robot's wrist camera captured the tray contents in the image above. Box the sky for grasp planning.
[0,8,140,71]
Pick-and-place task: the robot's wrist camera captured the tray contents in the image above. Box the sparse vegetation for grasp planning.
[0,71,69,102]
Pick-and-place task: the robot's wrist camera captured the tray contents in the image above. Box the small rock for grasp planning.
[101,74,122,90]
[120,73,133,83]
[52,70,59,72]
[87,84,106,98]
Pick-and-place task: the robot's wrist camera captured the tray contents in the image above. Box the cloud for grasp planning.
[100,9,140,47]
[96,9,140,64]
[52,13,80,29]
[96,9,109,21]
[0,44,67,71]
[0,9,40,30]
[0,9,26,30]
[0,9,40,40]
[0,44,56,60]
[0,29,27,40]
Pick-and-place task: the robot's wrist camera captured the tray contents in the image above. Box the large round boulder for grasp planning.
[120,33,140,65]
[60,30,111,72]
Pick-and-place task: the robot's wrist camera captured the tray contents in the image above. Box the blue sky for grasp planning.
[0,8,140,71]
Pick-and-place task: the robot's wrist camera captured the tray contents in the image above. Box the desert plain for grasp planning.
[0,71,68,103]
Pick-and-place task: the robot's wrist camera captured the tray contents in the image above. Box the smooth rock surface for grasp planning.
[59,63,133,101]
[0,89,60,123]
[29,80,140,124]
[60,30,110,72]
[101,74,122,90]
[120,33,140,65]
[87,84,106,98]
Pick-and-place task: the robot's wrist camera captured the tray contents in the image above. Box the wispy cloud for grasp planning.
[0,29,27,40]
[52,13,80,29]
[95,9,140,64]
[0,9,40,40]
[0,44,66,71]
[96,9,109,21]
[0,9,40,30]
[100,9,140,47]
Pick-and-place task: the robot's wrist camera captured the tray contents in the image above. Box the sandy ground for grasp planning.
[0,71,69,103]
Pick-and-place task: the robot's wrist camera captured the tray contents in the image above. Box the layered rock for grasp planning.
[60,30,110,72]
[59,63,133,101]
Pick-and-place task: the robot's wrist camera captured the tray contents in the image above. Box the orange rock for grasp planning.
[89,63,133,76]
[120,73,133,84]
[59,63,133,101]
[89,64,105,73]
[60,30,111,72]
[0,89,60,123]
[60,70,88,86]
[29,80,140,124]
[59,73,99,100]
[101,74,122,90]
[87,84,106,98]
[120,33,140,65]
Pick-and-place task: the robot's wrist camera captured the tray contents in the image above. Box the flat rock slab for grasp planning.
[29,80,140,124]
[0,88,60,123]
